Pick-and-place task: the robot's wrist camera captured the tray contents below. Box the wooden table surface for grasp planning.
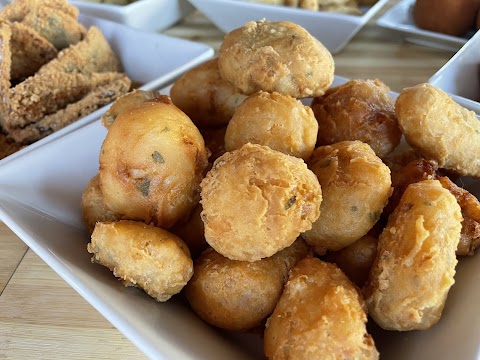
[0,1,458,358]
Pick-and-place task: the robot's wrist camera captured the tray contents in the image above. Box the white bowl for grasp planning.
[0,14,214,166]
[429,30,480,115]
[376,0,470,51]
[187,0,390,54]
[1,76,480,360]
[70,0,195,32]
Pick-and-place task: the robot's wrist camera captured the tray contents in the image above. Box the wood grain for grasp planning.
[0,222,28,293]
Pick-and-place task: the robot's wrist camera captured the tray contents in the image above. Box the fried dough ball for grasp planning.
[199,126,227,163]
[224,91,318,160]
[302,141,392,254]
[396,83,480,177]
[81,174,122,235]
[185,238,310,332]
[170,58,247,128]
[364,180,462,331]
[324,232,378,287]
[311,79,401,158]
[87,220,193,302]
[170,204,208,259]
[99,96,209,229]
[264,257,379,360]
[200,143,322,261]
[218,20,334,98]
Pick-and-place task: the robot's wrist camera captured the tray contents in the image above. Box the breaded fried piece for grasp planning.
[0,23,12,118]
[0,0,79,22]
[0,131,23,160]
[37,26,121,76]
[101,89,160,129]
[8,72,131,143]
[9,22,58,81]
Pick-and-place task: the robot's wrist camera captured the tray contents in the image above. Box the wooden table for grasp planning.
[0,1,457,358]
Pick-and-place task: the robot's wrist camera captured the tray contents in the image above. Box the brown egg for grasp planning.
[413,0,480,36]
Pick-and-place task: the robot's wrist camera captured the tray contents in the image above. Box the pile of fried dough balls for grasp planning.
[82,19,480,359]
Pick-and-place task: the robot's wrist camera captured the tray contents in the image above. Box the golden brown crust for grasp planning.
[395,83,480,177]
[312,79,401,158]
[364,180,462,330]
[87,220,193,302]
[224,91,318,160]
[199,126,227,164]
[185,238,310,331]
[302,141,392,254]
[170,204,208,259]
[200,143,322,261]
[218,20,334,98]
[264,258,379,360]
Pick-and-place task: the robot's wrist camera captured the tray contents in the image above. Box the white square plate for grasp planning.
[376,0,470,51]
[1,76,480,359]
[186,0,390,54]
[429,29,480,115]
[0,14,214,166]
[70,0,195,32]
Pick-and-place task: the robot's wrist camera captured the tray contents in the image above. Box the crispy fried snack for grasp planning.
[302,141,392,254]
[0,130,23,160]
[185,238,310,331]
[81,174,122,235]
[87,220,193,302]
[99,96,209,229]
[218,20,334,98]
[200,143,322,261]
[312,79,401,158]
[170,204,208,259]
[364,180,462,330]
[224,91,318,160]
[199,126,227,164]
[264,257,379,360]
[395,83,480,177]
[170,58,247,128]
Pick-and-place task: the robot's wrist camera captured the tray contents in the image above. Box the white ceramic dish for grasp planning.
[376,0,470,51]
[1,76,480,359]
[0,14,214,167]
[187,0,390,54]
[429,29,480,115]
[70,0,195,32]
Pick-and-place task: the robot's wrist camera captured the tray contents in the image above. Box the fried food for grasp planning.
[199,126,227,163]
[311,79,401,158]
[225,91,318,160]
[99,96,209,229]
[170,204,208,259]
[302,141,392,254]
[264,257,379,360]
[87,220,193,302]
[364,180,462,330]
[185,238,310,331]
[200,143,322,261]
[0,131,24,160]
[170,58,247,128]
[218,20,334,98]
[81,174,122,235]
[324,232,378,287]
[395,83,480,177]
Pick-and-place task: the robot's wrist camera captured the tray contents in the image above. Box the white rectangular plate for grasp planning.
[187,0,390,54]
[0,14,214,166]
[70,0,195,32]
[1,76,480,359]
[429,30,480,115]
[376,0,469,51]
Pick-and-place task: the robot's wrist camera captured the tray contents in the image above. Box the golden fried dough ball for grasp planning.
[87,220,193,302]
[200,143,322,261]
[170,58,247,128]
[302,141,392,254]
[185,238,310,331]
[199,126,227,163]
[311,79,401,158]
[170,204,208,259]
[395,83,480,177]
[224,91,318,160]
[218,20,334,98]
[264,257,379,360]
[101,89,160,129]
[324,232,378,287]
[99,96,209,229]
[81,174,121,235]
[364,180,462,330]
